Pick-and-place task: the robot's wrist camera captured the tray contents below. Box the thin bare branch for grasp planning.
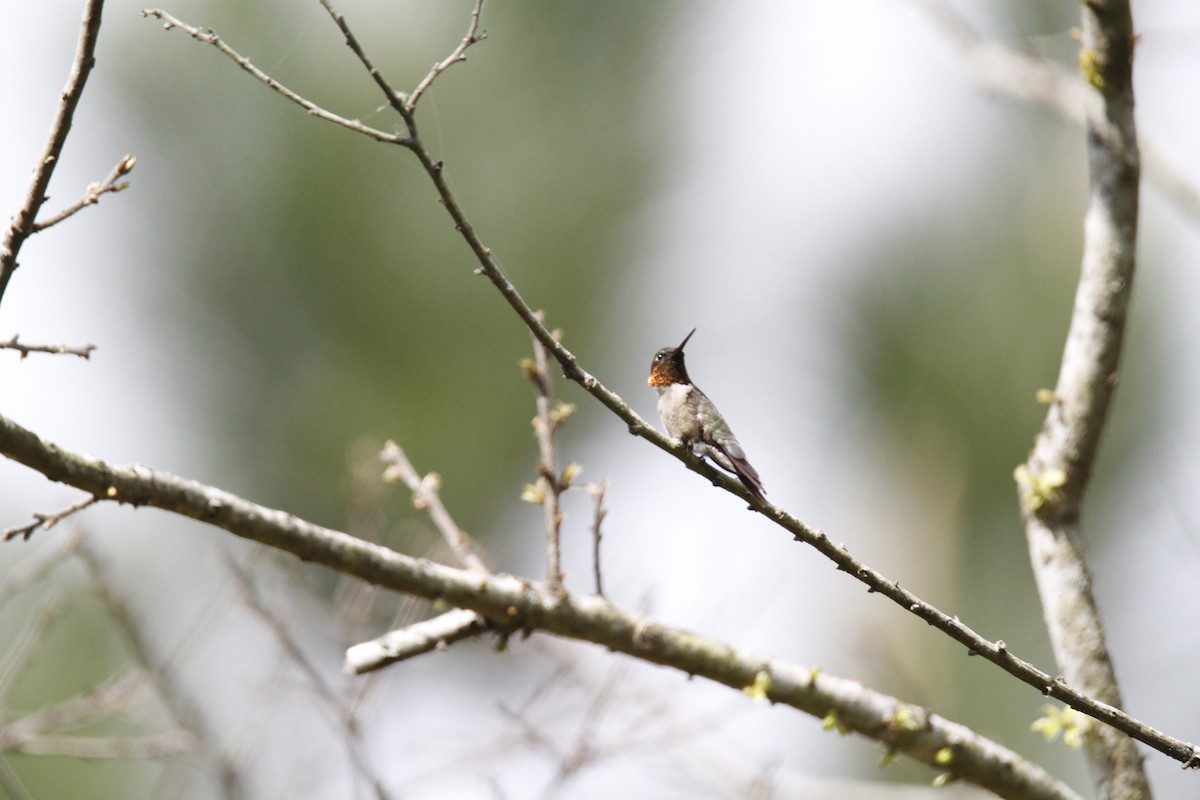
[0,530,82,609]
[344,608,486,675]
[317,0,409,119]
[380,440,488,574]
[0,411,1188,792]
[4,494,98,541]
[0,590,66,702]
[0,333,96,361]
[366,441,495,671]
[30,155,136,233]
[0,0,106,310]
[75,540,245,798]
[587,480,608,598]
[405,0,486,113]
[140,9,406,145]
[12,731,195,759]
[225,556,391,800]
[525,314,567,588]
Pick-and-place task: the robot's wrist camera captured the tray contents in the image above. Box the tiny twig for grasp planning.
[587,481,608,598]
[344,608,487,675]
[4,494,98,541]
[1,333,96,361]
[0,0,106,311]
[526,314,567,589]
[140,9,406,145]
[30,155,137,233]
[380,441,489,575]
[405,0,486,113]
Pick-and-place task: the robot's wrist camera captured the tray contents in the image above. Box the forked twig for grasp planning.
[140,9,407,145]
[31,155,137,233]
[4,495,98,541]
[0,0,106,311]
[405,0,486,112]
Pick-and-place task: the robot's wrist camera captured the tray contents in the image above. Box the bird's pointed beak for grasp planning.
[677,327,697,352]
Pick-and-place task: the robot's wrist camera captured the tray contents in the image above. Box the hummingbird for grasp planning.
[647,328,766,502]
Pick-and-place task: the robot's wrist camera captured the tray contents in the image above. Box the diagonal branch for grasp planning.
[0,0,106,311]
[0,416,1083,799]
[0,411,1195,781]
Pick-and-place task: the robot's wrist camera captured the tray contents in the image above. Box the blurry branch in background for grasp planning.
[4,493,97,541]
[0,0,115,311]
[1012,1,1152,797]
[0,415,1088,800]
[0,334,96,361]
[499,661,644,799]
[225,556,391,800]
[0,547,194,762]
[75,539,245,798]
[0,671,193,759]
[914,0,1200,221]
[0,528,81,608]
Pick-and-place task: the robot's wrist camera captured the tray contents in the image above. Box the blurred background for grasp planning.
[2,0,1199,797]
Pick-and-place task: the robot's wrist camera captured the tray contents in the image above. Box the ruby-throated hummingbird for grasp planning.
[647,328,766,502]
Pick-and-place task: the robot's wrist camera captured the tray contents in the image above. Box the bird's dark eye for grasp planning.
[654,353,663,362]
